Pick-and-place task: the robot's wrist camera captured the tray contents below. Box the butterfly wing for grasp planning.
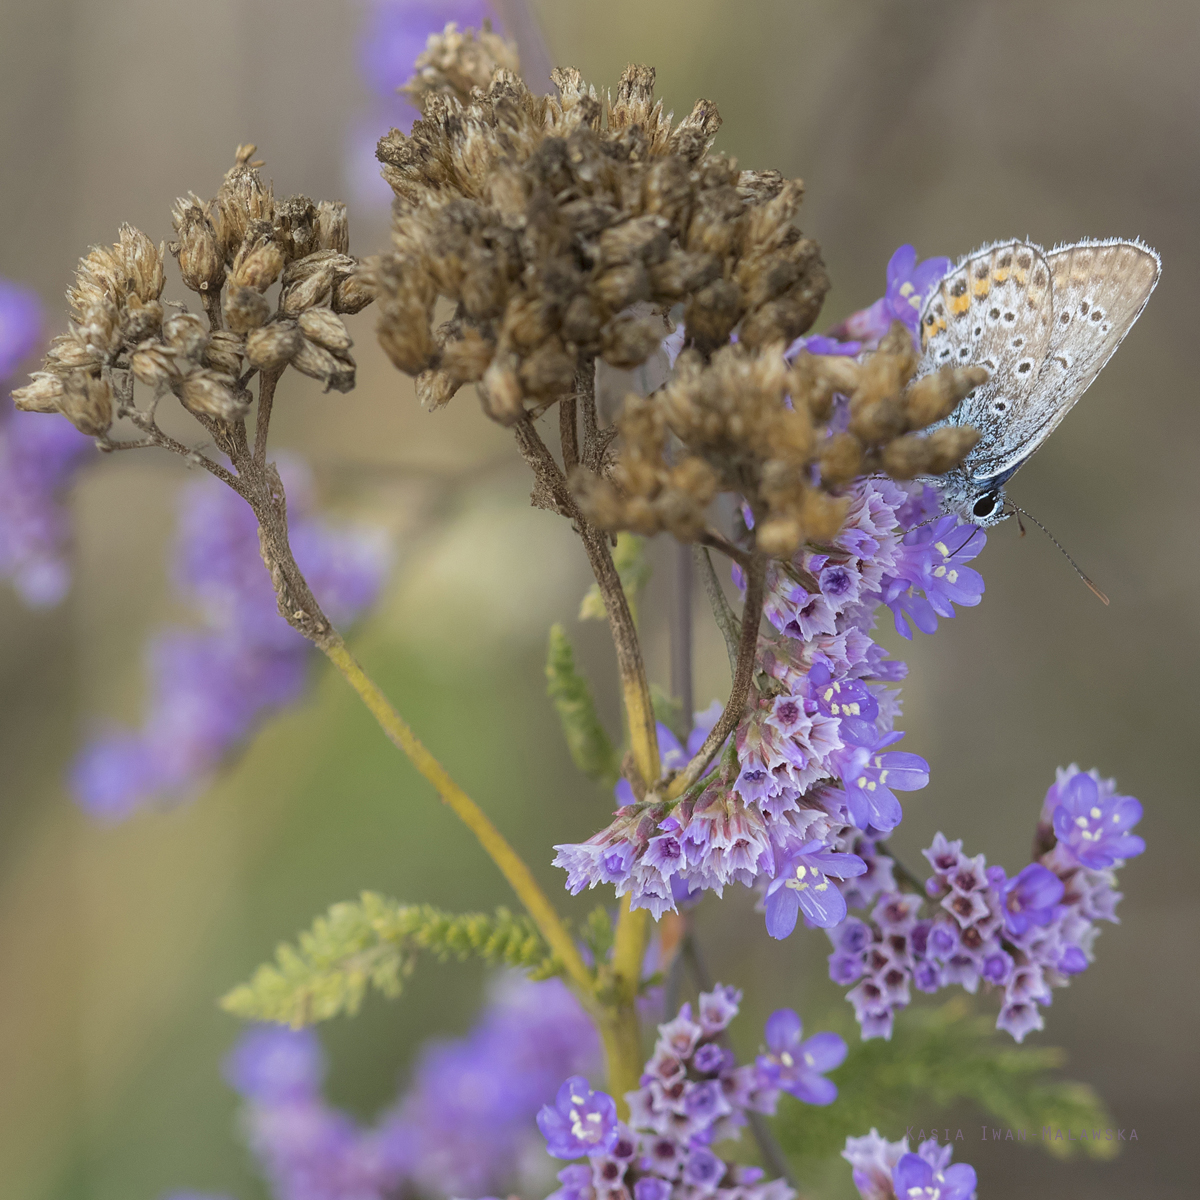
[990,238,1163,479]
[917,240,1055,483]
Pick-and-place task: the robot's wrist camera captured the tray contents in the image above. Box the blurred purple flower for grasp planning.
[71,460,390,820]
[1050,770,1145,869]
[1,280,96,606]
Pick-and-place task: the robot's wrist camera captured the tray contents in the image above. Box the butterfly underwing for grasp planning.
[917,237,1161,525]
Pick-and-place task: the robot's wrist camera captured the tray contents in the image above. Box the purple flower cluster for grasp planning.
[842,1129,976,1200]
[224,977,600,1200]
[541,987,844,1200]
[0,280,96,607]
[71,460,389,820]
[554,480,986,931]
[826,767,1143,1042]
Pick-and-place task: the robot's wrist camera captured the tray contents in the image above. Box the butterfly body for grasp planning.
[917,237,1160,525]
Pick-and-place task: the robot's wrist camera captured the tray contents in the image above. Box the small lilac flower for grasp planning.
[1051,770,1145,868]
[843,1128,910,1200]
[537,1076,619,1159]
[682,1145,725,1189]
[634,1178,672,1200]
[224,1025,325,1103]
[764,843,867,936]
[697,983,741,1035]
[757,1009,846,1105]
[892,1149,977,1200]
[999,863,1064,935]
[981,949,1014,985]
[548,1163,594,1200]
[828,245,952,349]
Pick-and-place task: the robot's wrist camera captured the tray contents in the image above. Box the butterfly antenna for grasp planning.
[1010,505,1110,605]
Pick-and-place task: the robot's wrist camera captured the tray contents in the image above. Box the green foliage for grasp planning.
[546,623,621,785]
[581,905,615,963]
[580,532,650,622]
[221,892,559,1027]
[775,1000,1116,1167]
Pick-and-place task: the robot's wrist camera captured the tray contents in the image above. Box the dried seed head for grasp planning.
[11,372,65,414]
[223,284,271,332]
[59,374,113,436]
[122,296,163,343]
[246,320,304,371]
[172,194,225,293]
[230,235,285,292]
[315,201,349,255]
[204,329,245,377]
[298,308,351,352]
[402,20,521,113]
[177,369,248,422]
[212,154,274,261]
[163,312,210,359]
[290,339,355,393]
[131,342,184,388]
[274,195,318,261]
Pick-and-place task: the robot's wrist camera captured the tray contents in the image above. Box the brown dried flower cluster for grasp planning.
[373,40,827,418]
[13,145,373,436]
[580,324,984,554]
[372,28,983,558]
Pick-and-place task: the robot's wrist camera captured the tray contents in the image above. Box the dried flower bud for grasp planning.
[298,308,351,352]
[246,321,304,371]
[131,342,184,388]
[518,338,576,398]
[904,365,989,428]
[598,217,671,267]
[601,315,663,369]
[647,251,722,299]
[213,158,274,261]
[44,330,100,374]
[924,426,982,474]
[163,312,210,359]
[122,296,163,343]
[440,326,494,383]
[177,369,248,422]
[683,280,742,355]
[402,20,521,113]
[280,265,335,315]
[231,235,285,292]
[290,339,355,393]
[333,270,375,315]
[59,374,113,436]
[204,329,245,376]
[817,431,864,485]
[76,298,122,359]
[223,285,271,333]
[479,357,525,425]
[274,195,318,261]
[316,201,349,255]
[594,263,651,312]
[11,372,65,413]
[416,369,457,409]
[172,194,225,293]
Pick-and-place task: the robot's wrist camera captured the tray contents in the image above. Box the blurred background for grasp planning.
[0,0,1195,1197]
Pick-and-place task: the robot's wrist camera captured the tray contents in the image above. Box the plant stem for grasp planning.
[318,633,596,999]
[667,552,766,799]
[671,541,694,720]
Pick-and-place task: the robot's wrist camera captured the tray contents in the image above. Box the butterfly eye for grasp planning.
[973,493,1000,519]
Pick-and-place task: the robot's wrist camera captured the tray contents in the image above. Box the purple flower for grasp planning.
[843,1129,909,1200]
[892,1150,977,1200]
[764,842,867,936]
[537,1076,619,1159]
[999,863,1064,935]
[0,280,42,379]
[634,1178,672,1200]
[682,1145,725,1188]
[1050,770,1145,868]
[224,1025,325,1104]
[829,245,952,349]
[70,464,389,819]
[757,1009,846,1105]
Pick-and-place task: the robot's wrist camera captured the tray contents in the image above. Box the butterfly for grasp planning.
[917,238,1160,525]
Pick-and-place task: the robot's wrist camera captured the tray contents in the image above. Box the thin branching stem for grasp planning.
[697,545,741,675]
[667,552,766,799]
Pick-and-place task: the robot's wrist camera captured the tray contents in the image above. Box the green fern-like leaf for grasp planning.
[221,893,560,1027]
[774,999,1116,1165]
[546,623,621,785]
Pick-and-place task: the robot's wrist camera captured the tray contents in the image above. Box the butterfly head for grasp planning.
[930,471,1013,528]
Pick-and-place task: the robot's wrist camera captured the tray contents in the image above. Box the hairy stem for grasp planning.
[667,552,766,799]
[254,368,281,467]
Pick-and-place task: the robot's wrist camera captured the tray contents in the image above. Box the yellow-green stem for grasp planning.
[319,633,595,999]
